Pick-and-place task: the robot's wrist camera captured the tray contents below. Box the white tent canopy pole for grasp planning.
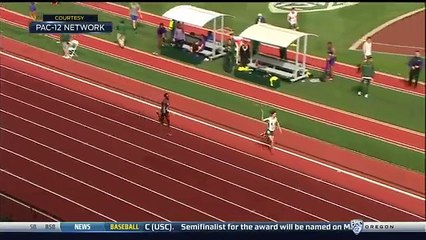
[239,23,318,80]
[239,23,318,49]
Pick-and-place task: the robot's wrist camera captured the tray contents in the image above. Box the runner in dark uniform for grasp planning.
[157,93,170,127]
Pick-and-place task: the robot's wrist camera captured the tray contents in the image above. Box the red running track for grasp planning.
[0,58,424,221]
[80,2,425,95]
[1,36,423,196]
[1,8,424,153]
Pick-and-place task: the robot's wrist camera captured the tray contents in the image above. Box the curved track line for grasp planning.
[1,52,423,202]
[349,7,426,51]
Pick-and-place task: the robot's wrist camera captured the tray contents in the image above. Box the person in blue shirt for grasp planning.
[408,50,423,87]
[206,31,214,42]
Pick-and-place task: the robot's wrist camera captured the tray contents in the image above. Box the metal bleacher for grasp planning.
[248,54,303,81]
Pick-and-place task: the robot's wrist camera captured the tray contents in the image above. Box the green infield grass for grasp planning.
[4,2,424,133]
[121,2,425,82]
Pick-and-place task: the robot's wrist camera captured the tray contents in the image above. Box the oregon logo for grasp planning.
[268,2,360,13]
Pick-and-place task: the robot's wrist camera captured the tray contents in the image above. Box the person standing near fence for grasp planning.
[408,50,423,88]
[129,2,141,30]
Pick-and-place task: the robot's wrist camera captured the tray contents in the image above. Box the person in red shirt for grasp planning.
[192,35,206,53]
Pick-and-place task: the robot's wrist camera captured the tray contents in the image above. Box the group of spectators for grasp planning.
[358,36,423,97]
[169,20,215,56]
[55,2,425,91]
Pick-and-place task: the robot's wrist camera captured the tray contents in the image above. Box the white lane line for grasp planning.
[3,13,424,140]
[2,102,320,222]
[1,80,381,221]
[78,35,426,153]
[1,19,425,151]
[373,42,425,50]
[0,122,225,222]
[1,51,423,202]
[0,192,60,221]
[0,146,171,221]
[0,169,116,222]
[0,109,275,222]
[2,68,424,221]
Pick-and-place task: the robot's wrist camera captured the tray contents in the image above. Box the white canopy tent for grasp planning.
[239,23,318,81]
[163,5,233,59]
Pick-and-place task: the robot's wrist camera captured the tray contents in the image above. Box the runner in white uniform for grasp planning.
[287,8,299,30]
[362,36,373,59]
[260,110,282,150]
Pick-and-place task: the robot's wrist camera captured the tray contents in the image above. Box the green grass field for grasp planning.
[4,3,424,134]
[1,3,424,172]
[130,2,425,82]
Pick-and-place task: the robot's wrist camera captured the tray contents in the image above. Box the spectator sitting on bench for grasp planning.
[172,23,185,48]
[192,34,206,53]
[206,31,214,42]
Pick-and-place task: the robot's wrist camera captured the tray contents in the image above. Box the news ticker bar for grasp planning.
[29,21,113,34]
[0,222,425,234]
